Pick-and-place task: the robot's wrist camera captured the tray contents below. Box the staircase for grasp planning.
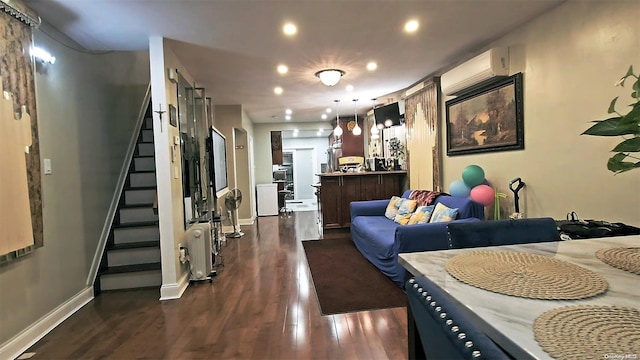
[95,105,162,294]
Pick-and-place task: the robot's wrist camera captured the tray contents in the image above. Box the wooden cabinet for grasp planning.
[319,171,405,229]
[320,177,342,228]
[271,131,283,165]
[360,173,401,201]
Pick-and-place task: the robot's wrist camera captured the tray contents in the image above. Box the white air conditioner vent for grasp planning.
[441,48,509,96]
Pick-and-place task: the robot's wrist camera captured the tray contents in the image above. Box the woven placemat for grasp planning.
[534,305,640,360]
[596,247,640,275]
[445,251,608,299]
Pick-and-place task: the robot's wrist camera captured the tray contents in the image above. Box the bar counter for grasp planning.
[317,170,406,229]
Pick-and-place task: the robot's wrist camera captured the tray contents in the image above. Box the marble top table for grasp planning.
[399,235,639,360]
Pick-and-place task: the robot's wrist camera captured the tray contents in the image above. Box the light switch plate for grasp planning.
[43,159,52,175]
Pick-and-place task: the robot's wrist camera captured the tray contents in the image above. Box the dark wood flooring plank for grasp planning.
[25,211,407,359]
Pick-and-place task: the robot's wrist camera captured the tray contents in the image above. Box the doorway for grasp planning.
[291,148,315,200]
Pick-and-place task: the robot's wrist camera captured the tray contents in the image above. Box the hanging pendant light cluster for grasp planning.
[333,99,343,137]
[352,99,361,136]
[370,98,380,140]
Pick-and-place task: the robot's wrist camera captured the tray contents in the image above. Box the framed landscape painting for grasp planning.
[446,73,524,156]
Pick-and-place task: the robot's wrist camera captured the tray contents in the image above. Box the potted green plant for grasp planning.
[582,65,639,174]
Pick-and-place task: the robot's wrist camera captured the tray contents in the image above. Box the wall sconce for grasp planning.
[31,46,56,64]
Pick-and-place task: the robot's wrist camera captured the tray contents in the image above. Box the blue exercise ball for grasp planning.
[462,165,485,188]
[449,179,471,198]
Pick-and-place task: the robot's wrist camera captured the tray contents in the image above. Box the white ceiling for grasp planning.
[23,0,565,124]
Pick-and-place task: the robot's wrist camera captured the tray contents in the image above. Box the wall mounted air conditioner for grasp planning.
[441,47,509,96]
[185,222,213,281]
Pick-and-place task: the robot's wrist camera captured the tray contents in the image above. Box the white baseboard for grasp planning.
[159,271,190,300]
[239,217,255,226]
[0,287,94,360]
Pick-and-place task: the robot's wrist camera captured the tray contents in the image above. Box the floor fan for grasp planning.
[225,188,244,238]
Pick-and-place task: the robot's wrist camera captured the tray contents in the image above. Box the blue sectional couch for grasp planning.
[350,190,485,286]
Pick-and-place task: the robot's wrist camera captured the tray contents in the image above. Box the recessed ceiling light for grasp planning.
[346,84,354,92]
[285,115,291,120]
[283,22,297,36]
[285,108,292,115]
[277,64,288,74]
[274,86,283,95]
[321,114,327,120]
[316,131,321,136]
[293,132,298,137]
[404,19,419,33]
[367,61,378,71]
[319,129,324,133]
[326,108,332,113]
[293,129,299,133]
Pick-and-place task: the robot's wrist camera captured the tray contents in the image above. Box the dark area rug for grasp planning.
[302,235,406,315]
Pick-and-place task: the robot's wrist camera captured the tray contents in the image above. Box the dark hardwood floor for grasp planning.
[26,211,408,359]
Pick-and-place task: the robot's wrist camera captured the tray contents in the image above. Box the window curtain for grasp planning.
[404,78,442,191]
[0,0,42,259]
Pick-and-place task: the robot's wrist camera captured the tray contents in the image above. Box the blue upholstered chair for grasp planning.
[406,276,511,360]
[447,217,561,249]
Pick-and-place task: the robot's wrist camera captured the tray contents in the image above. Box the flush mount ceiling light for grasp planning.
[315,69,345,87]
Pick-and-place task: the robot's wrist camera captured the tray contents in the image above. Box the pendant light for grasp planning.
[333,100,343,137]
[370,98,379,136]
[352,99,361,136]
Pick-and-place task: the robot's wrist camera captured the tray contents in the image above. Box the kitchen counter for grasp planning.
[318,171,406,229]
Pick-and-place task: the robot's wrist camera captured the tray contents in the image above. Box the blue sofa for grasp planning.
[447,217,561,249]
[350,190,485,286]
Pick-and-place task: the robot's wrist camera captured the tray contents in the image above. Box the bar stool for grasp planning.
[278,189,293,215]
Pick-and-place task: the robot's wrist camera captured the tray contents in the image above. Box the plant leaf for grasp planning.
[632,78,640,99]
[582,117,638,136]
[625,65,634,78]
[607,153,640,173]
[611,136,640,152]
[619,105,640,126]
[607,97,619,113]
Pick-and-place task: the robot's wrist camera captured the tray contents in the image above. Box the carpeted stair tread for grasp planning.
[119,203,156,209]
[100,262,161,275]
[113,220,159,229]
[109,241,160,250]
[125,185,157,191]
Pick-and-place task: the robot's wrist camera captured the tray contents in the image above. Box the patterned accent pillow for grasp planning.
[407,205,435,225]
[429,203,459,223]
[384,196,402,220]
[394,199,418,225]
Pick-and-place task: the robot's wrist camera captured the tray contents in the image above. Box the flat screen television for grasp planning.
[207,126,229,199]
[374,102,402,127]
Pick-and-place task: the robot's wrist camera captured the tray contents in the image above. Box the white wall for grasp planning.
[0,23,149,349]
[440,1,640,225]
[253,122,332,186]
[283,136,330,184]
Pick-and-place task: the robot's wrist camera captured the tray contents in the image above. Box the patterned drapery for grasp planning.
[404,78,442,191]
[0,2,43,259]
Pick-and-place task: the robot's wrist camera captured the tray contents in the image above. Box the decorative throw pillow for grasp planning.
[385,196,402,220]
[393,199,418,225]
[429,203,459,223]
[407,205,435,225]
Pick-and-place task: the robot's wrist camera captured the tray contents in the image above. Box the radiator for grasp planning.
[185,222,213,280]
